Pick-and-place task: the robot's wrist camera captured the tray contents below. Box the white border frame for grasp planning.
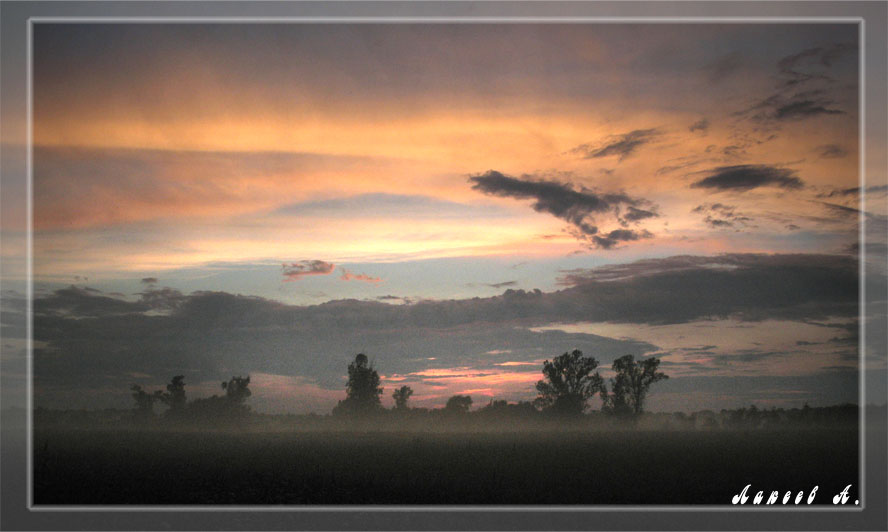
[24,14,868,514]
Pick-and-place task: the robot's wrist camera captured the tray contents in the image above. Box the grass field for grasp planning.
[33,427,858,505]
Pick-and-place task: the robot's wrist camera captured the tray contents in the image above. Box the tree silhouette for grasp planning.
[130,384,162,420]
[392,385,413,410]
[176,375,253,422]
[334,353,383,415]
[534,349,603,415]
[222,375,252,404]
[600,355,668,417]
[160,375,187,417]
[445,395,473,413]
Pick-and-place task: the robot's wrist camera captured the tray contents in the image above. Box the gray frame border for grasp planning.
[2,2,886,530]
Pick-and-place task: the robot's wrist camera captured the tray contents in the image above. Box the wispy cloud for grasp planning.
[776,43,856,87]
[818,185,888,198]
[735,42,856,125]
[570,129,660,161]
[485,281,518,289]
[692,203,753,230]
[815,144,848,159]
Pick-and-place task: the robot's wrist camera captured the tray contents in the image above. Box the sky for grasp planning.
[2,22,885,413]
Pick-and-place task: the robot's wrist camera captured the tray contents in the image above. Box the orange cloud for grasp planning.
[339,268,382,284]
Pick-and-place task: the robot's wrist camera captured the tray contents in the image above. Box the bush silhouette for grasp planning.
[445,395,473,413]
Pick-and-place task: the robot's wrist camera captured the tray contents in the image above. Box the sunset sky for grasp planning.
[7,22,885,413]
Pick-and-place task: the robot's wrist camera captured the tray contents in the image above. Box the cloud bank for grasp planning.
[25,252,876,411]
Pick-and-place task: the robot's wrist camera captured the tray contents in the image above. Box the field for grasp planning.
[33,427,858,505]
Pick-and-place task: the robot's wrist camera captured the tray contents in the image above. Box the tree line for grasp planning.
[130,375,252,422]
[331,349,666,419]
[127,349,667,423]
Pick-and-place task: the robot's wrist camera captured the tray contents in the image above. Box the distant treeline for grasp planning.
[30,349,870,430]
[32,402,866,431]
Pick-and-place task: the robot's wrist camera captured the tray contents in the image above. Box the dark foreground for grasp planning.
[33,428,857,505]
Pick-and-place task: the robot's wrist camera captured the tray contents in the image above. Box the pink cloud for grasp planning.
[340,268,382,284]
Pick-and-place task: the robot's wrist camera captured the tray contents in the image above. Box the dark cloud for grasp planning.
[570,129,659,161]
[555,253,864,297]
[31,253,874,410]
[774,100,843,120]
[819,185,888,198]
[485,281,518,289]
[742,91,845,123]
[733,43,855,126]
[776,43,856,87]
[819,202,888,232]
[691,165,804,192]
[37,253,869,336]
[692,203,753,230]
[710,350,788,365]
[281,260,335,281]
[825,186,859,197]
[820,201,860,217]
[591,229,652,250]
[31,285,188,319]
[815,144,848,159]
[34,286,149,318]
[846,242,888,256]
[689,119,710,133]
[623,206,658,223]
[469,170,656,249]
[140,277,158,284]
